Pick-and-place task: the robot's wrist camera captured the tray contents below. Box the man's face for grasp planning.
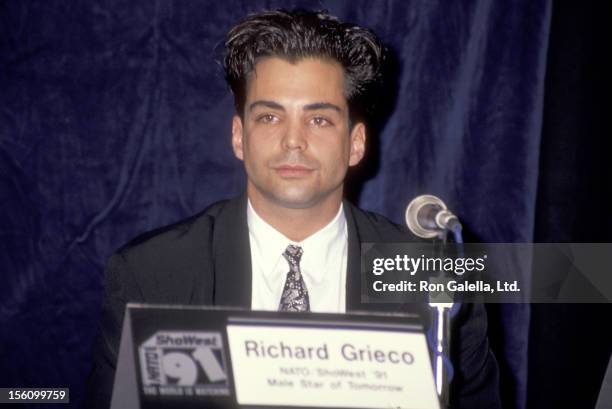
[231,57,366,210]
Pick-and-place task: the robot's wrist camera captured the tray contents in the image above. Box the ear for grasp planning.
[231,115,244,161]
[348,122,366,166]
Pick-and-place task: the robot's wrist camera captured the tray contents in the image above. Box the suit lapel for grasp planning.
[344,201,364,312]
[344,201,424,316]
[211,194,252,308]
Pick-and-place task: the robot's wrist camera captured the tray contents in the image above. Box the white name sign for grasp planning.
[227,324,440,409]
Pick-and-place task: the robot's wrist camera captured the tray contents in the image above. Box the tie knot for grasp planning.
[283,244,303,264]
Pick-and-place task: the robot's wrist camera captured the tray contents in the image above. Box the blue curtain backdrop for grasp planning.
[0,1,552,408]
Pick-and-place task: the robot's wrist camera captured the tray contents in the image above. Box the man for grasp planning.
[86,9,500,408]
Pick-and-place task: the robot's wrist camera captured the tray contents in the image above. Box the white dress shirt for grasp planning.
[247,200,347,313]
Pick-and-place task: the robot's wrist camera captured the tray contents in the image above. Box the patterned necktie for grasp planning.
[278,245,310,312]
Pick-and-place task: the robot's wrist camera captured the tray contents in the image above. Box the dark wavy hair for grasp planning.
[223,9,385,123]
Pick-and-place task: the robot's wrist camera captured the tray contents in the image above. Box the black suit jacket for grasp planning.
[86,195,501,408]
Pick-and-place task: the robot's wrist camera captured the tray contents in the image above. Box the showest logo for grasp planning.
[138,331,229,394]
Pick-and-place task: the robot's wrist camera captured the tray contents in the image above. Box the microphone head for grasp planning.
[405,194,449,238]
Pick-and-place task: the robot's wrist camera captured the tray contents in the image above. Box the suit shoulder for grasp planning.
[347,202,422,242]
[117,213,206,256]
[354,207,404,229]
[106,199,236,302]
[115,198,231,263]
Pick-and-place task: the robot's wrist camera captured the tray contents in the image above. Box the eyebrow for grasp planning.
[303,102,342,113]
[248,100,343,114]
[248,100,284,112]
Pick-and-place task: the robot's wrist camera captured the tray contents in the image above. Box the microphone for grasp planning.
[405,194,462,239]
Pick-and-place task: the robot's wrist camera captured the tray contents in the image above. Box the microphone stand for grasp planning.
[405,194,463,408]
[429,224,463,409]
[430,302,452,408]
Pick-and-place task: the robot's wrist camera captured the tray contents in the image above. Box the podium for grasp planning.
[110,304,440,409]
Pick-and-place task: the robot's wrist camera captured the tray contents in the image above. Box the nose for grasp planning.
[281,119,307,151]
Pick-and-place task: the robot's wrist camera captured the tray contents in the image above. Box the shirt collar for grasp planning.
[247,200,346,285]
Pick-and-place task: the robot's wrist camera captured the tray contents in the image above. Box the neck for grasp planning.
[247,186,343,242]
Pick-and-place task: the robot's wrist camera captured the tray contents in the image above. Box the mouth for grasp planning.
[273,164,315,178]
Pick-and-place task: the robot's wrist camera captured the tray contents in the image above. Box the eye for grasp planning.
[310,116,333,127]
[256,114,279,124]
